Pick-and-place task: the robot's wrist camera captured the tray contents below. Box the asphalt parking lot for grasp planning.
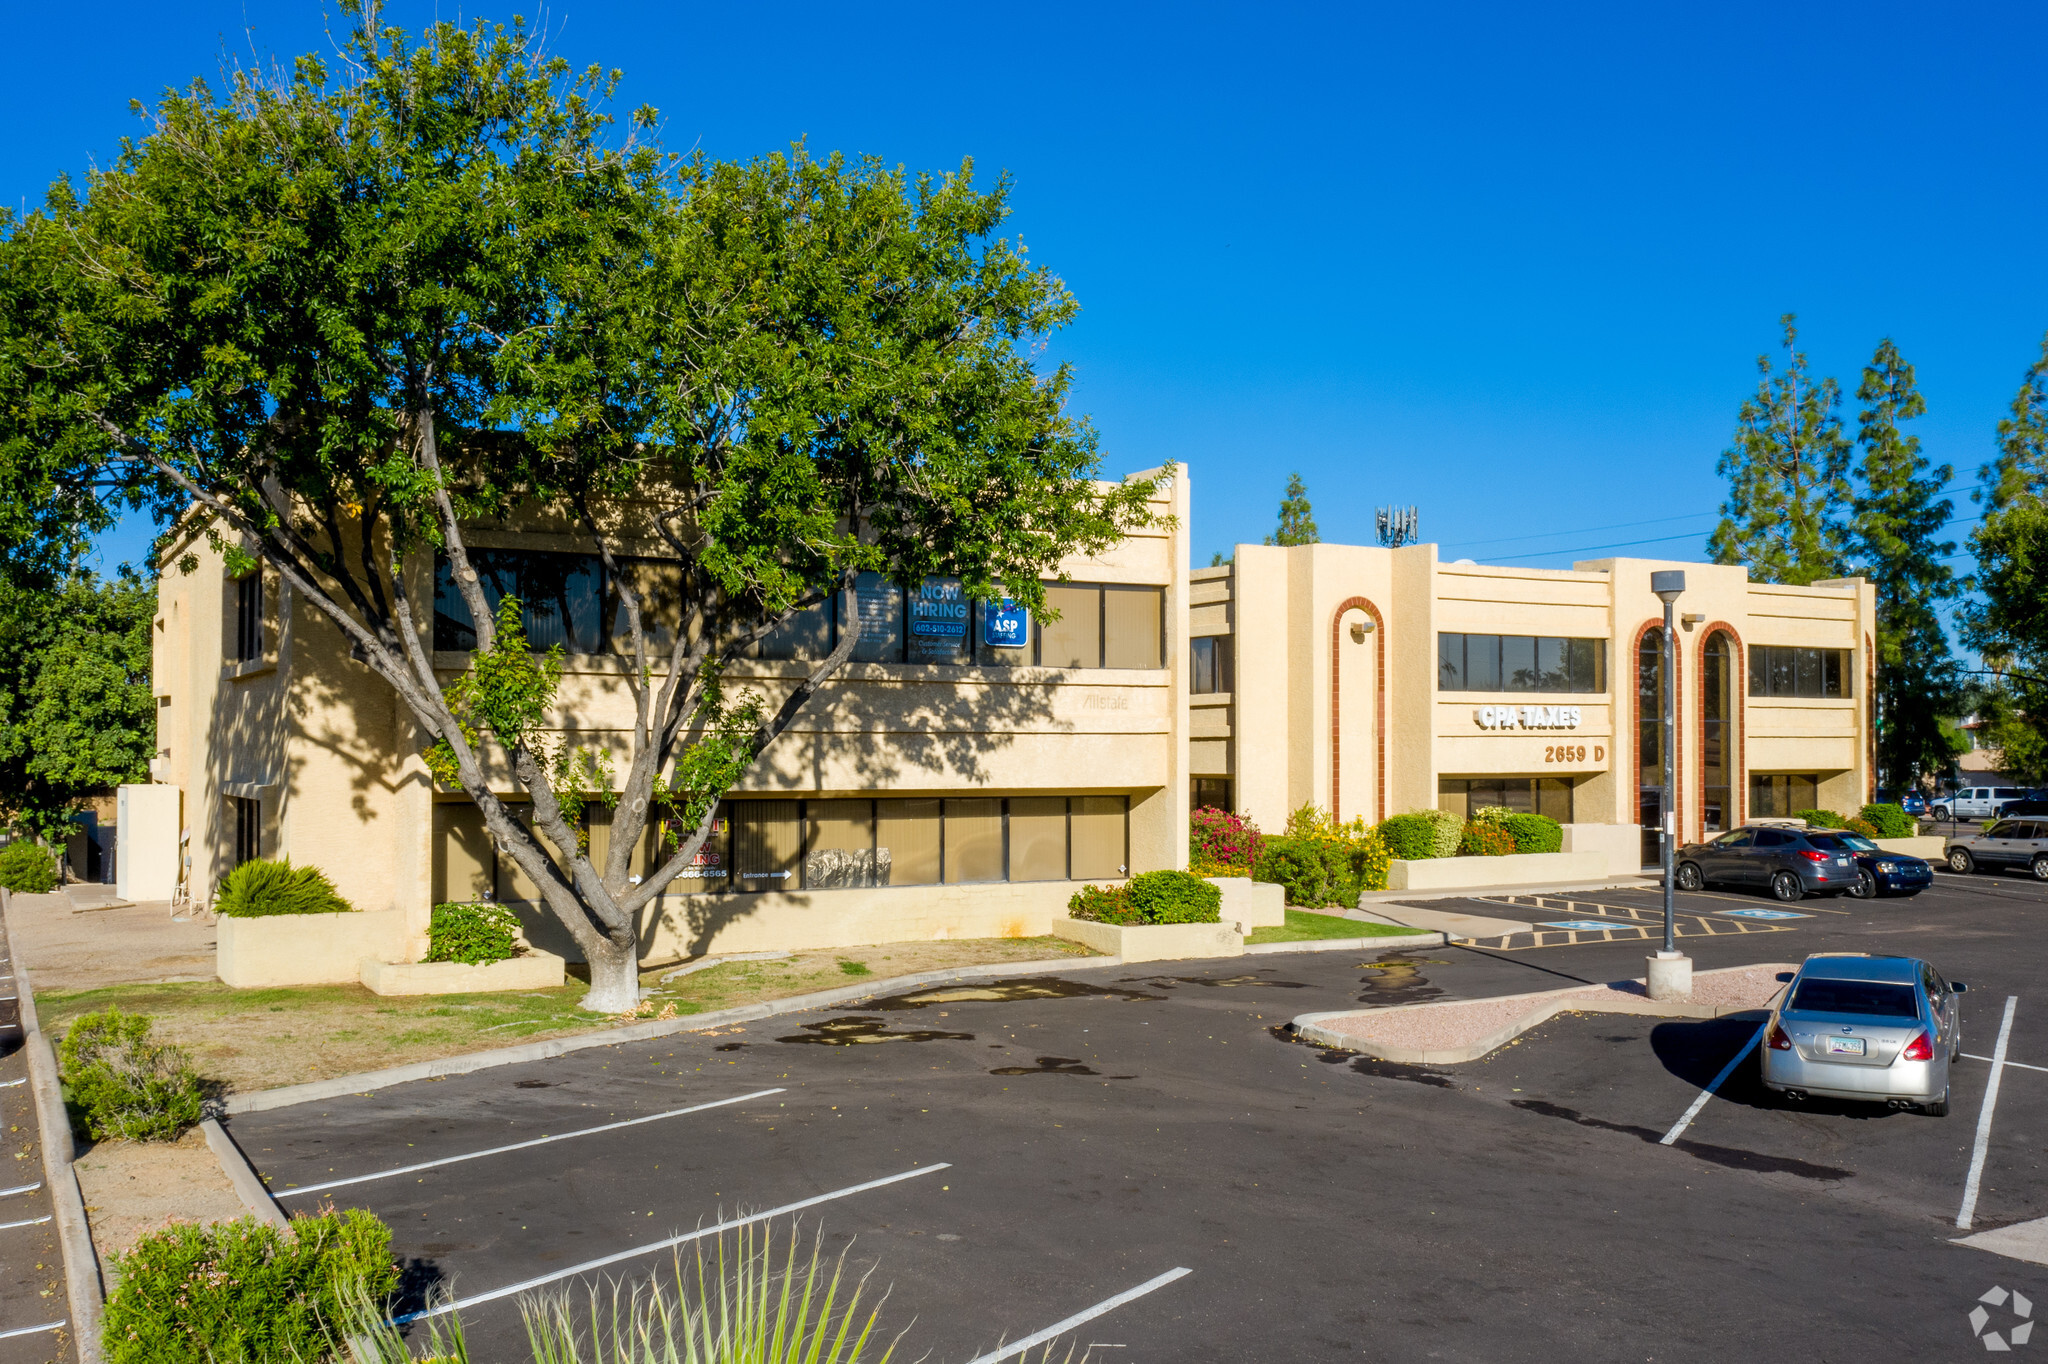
[230,868,2048,1361]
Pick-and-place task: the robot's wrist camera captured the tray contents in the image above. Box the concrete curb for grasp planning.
[200,1120,289,1228]
[1244,932,1446,955]
[1356,876,1658,906]
[2,889,105,1364]
[223,952,1132,1115]
[1290,962,1797,1064]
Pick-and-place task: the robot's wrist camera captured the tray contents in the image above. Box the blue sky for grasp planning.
[10,1,2045,576]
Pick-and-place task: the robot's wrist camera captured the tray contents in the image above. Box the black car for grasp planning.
[1675,825,1867,901]
[1995,798,2048,819]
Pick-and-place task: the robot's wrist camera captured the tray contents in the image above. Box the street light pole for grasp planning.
[1649,570,1691,1001]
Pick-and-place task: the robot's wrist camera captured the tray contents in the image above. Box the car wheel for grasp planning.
[1925,1094,1951,1118]
[2032,856,2048,882]
[1848,868,1877,899]
[1770,871,1804,902]
[1676,862,1703,892]
[1949,848,1976,874]
[1933,806,1951,822]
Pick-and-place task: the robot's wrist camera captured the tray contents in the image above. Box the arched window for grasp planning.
[1638,627,1666,868]
[1702,633,1735,833]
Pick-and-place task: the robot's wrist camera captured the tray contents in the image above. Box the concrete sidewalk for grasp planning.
[8,887,214,991]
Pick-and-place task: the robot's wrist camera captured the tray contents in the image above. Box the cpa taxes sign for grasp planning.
[982,600,1030,649]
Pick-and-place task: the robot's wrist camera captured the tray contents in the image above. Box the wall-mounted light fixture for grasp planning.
[1681,612,1706,631]
[1350,620,1374,643]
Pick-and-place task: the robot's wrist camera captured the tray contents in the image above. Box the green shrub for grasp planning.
[1254,836,1366,908]
[1376,814,1437,861]
[1458,823,1517,856]
[427,901,521,965]
[1496,813,1563,854]
[1793,808,1854,832]
[1419,807,1463,858]
[216,857,353,917]
[1860,803,1918,839]
[0,840,56,894]
[59,1008,205,1142]
[1067,883,1137,924]
[102,1209,397,1364]
[1124,870,1223,924]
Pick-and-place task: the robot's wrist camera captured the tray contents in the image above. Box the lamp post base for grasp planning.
[1646,950,1693,1002]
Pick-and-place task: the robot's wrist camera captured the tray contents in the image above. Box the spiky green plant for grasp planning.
[216,856,354,917]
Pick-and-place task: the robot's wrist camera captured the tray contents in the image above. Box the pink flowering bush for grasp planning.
[1190,806,1263,875]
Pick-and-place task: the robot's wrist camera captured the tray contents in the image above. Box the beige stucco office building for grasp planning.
[1191,544,1875,870]
[149,485,1876,973]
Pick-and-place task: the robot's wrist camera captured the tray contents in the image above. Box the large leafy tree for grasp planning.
[0,569,156,841]
[1708,315,1854,585]
[0,19,1159,1010]
[1963,333,2048,777]
[1847,338,1960,790]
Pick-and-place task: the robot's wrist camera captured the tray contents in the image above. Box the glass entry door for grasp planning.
[1639,627,1666,868]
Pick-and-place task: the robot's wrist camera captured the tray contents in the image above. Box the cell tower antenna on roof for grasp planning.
[1376,505,1419,548]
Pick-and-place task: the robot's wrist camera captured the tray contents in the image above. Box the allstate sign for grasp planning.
[1475,704,1583,730]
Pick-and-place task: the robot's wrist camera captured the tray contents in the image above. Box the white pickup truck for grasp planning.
[1931,787,2029,821]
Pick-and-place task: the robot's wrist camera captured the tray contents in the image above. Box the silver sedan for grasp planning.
[1760,953,1966,1116]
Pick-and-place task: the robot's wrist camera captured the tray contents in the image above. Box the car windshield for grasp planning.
[1787,978,1921,1018]
[1807,833,1879,852]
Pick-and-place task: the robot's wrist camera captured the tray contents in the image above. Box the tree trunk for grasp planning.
[580,932,642,1014]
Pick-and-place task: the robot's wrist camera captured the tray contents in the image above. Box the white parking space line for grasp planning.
[0,1184,42,1199]
[1964,1054,2048,1075]
[0,1322,64,1340]
[0,1216,51,1231]
[962,1268,1194,1364]
[390,1162,952,1325]
[1959,996,2019,1231]
[276,1088,784,1197]
[1660,1024,1767,1146]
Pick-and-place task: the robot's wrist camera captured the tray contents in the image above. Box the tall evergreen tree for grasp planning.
[1963,333,2048,775]
[1265,472,1320,546]
[1848,338,1958,790]
[1707,315,1853,585]
[1981,332,2048,511]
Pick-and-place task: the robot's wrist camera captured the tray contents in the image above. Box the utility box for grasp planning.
[116,784,181,902]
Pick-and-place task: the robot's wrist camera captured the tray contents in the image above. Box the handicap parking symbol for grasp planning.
[1539,920,1635,932]
[1717,908,1810,920]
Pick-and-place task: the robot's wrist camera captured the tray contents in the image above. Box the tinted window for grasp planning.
[1787,978,1921,1018]
[1436,633,1602,693]
[1714,830,1754,847]
[1748,645,1854,699]
[1806,834,1875,852]
[1755,829,1792,847]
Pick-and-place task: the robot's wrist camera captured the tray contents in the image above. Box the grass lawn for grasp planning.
[37,935,1097,1096]
[1247,909,1424,945]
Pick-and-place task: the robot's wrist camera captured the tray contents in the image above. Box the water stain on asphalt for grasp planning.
[1124,972,1310,990]
[1354,956,1449,1007]
[869,978,1163,1011]
[1275,1027,1457,1088]
[514,1080,553,1089]
[988,1055,1130,1077]
[714,1043,746,1052]
[1509,1099,1854,1181]
[777,1015,976,1045]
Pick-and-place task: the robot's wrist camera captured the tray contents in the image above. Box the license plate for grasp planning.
[1826,1036,1866,1055]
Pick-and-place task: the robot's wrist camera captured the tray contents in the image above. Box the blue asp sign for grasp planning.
[982,599,1030,650]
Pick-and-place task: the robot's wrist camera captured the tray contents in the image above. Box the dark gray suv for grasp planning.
[1675,825,1863,901]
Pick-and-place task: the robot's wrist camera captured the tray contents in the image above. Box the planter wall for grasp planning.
[1560,823,1645,877]
[1874,836,1946,860]
[1205,878,1285,933]
[359,951,566,996]
[1385,850,1610,893]
[217,909,412,988]
[1052,917,1243,962]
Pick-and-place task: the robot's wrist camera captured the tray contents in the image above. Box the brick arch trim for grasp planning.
[1630,618,1682,842]
[1331,597,1387,822]
[1866,631,1877,803]
[1694,624,1745,840]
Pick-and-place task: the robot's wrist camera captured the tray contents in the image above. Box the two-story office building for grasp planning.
[150,482,1875,973]
[1190,543,1875,869]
